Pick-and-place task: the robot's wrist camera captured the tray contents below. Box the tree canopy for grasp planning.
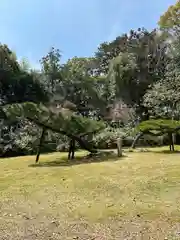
[158,1,180,36]
[0,2,180,158]
[3,102,105,155]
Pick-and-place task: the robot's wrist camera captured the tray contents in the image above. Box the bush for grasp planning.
[12,121,68,155]
[93,127,161,149]
[138,135,163,147]
[93,127,126,149]
[123,136,134,147]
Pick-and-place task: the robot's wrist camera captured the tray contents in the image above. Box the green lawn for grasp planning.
[1,148,180,239]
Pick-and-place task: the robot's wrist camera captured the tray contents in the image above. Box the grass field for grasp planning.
[1,147,180,239]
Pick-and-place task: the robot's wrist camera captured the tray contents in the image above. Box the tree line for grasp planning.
[0,1,179,157]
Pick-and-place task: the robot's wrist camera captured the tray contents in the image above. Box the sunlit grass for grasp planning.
[1,146,180,239]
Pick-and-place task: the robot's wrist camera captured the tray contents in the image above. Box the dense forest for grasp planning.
[0,1,180,158]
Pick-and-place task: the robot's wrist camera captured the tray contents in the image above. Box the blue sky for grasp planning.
[0,0,176,68]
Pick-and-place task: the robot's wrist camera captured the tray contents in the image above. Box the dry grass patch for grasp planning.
[0,148,180,239]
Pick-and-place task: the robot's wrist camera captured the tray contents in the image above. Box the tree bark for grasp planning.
[68,139,75,160]
[27,117,97,154]
[168,133,174,151]
[131,132,144,149]
[71,139,75,159]
[36,127,46,163]
[117,138,122,157]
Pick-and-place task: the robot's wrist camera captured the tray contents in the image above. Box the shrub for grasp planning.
[93,127,126,149]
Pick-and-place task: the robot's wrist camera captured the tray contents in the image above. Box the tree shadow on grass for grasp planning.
[129,147,180,154]
[29,152,127,168]
[153,150,180,154]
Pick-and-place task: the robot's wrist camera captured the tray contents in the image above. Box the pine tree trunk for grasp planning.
[168,133,175,151]
[131,132,144,149]
[36,128,46,163]
[68,139,75,160]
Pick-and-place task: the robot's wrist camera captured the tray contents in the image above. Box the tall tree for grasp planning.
[95,28,167,77]
[143,38,180,119]
[95,34,129,75]
[3,102,105,159]
[158,1,180,36]
[59,57,106,117]
[0,44,20,73]
[40,47,62,94]
[106,29,168,120]
[0,44,49,157]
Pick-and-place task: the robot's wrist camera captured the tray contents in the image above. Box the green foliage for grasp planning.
[139,135,163,147]
[12,121,41,154]
[0,70,48,105]
[143,38,180,119]
[57,57,107,117]
[0,44,48,106]
[93,127,126,149]
[40,47,62,93]
[3,102,105,137]
[136,119,180,135]
[96,28,167,79]
[104,29,168,120]
[0,4,179,157]
[107,52,138,104]
[0,44,49,157]
[0,44,20,73]
[158,1,180,35]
